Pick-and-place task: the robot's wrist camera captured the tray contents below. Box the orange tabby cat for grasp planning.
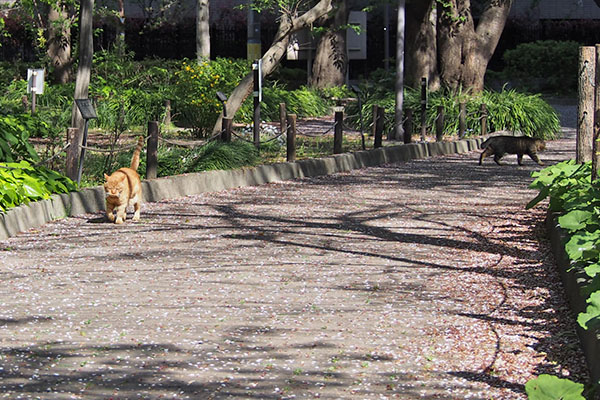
[104,136,144,224]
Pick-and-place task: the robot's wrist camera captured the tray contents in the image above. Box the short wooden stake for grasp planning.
[221,117,232,142]
[146,121,159,180]
[435,105,444,142]
[287,113,297,162]
[65,127,80,181]
[373,106,384,148]
[334,110,344,154]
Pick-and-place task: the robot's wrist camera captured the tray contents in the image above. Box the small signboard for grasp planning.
[27,68,45,94]
[75,99,98,120]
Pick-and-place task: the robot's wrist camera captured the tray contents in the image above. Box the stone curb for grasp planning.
[546,213,600,384]
[0,138,484,240]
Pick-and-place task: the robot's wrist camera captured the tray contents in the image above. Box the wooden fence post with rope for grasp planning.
[65,127,80,181]
[334,109,344,154]
[435,105,444,142]
[373,106,384,149]
[221,117,232,143]
[287,113,297,162]
[146,121,159,180]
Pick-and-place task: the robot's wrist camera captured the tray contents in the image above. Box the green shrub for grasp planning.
[91,48,177,132]
[502,40,579,94]
[0,161,76,212]
[346,72,561,140]
[0,114,41,162]
[527,160,600,332]
[183,140,259,172]
[172,58,251,135]
[259,84,331,122]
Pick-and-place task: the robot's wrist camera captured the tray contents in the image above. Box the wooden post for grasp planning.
[164,99,172,126]
[480,103,488,137]
[403,108,413,144]
[221,117,232,142]
[373,106,384,148]
[458,102,466,138]
[334,109,344,154]
[286,113,297,162]
[579,46,595,164]
[65,127,80,181]
[146,121,159,180]
[420,77,427,141]
[435,105,444,142]
[593,45,600,182]
[279,103,287,137]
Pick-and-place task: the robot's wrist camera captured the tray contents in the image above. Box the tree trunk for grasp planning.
[71,0,94,130]
[196,0,210,61]
[47,4,72,84]
[405,0,439,90]
[212,0,333,133]
[394,0,405,140]
[309,0,348,89]
[437,0,512,92]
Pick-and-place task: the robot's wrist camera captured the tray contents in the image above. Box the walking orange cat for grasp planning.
[103,136,144,224]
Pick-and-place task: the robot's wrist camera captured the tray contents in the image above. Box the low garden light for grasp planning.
[216,91,228,117]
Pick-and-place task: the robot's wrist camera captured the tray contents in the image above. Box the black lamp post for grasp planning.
[216,91,228,117]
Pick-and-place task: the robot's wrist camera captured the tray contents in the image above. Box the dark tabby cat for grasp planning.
[479,135,545,166]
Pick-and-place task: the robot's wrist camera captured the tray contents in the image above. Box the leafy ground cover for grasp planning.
[527,160,600,399]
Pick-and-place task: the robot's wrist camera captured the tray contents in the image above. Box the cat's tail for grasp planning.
[130,136,144,171]
[480,137,491,149]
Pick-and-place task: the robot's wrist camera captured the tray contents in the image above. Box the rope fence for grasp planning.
[62,97,490,182]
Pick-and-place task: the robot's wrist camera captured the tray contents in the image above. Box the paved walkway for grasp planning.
[0,105,591,399]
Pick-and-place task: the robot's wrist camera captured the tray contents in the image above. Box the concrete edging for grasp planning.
[0,137,484,240]
[546,212,600,383]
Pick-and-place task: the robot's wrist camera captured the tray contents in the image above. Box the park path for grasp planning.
[0,102,591,399]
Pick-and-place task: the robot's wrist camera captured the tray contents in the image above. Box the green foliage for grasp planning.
[577,291,600,331]
[258,84,332,122]
[525,374,585,400]
[527,160,600,333]
[183,140,259,173]
[172,58,251,135]
[502,40,579,95]
[0,161,76,212]
[91,48,176,132]
[0,114,41,162]
[346,70,560,140]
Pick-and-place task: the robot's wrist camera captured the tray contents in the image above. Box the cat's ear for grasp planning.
[104,173,110,180]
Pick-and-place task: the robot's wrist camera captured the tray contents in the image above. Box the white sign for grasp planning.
[27,68,45,95]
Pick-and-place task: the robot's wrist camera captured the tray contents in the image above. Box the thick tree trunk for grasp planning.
[47,5,72,84]
[405,0,439,90]
[71,0,94,130]
[196,0,210,61]
[309,0,348,89]
[437,0,512,92]
[212,0,333,133]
